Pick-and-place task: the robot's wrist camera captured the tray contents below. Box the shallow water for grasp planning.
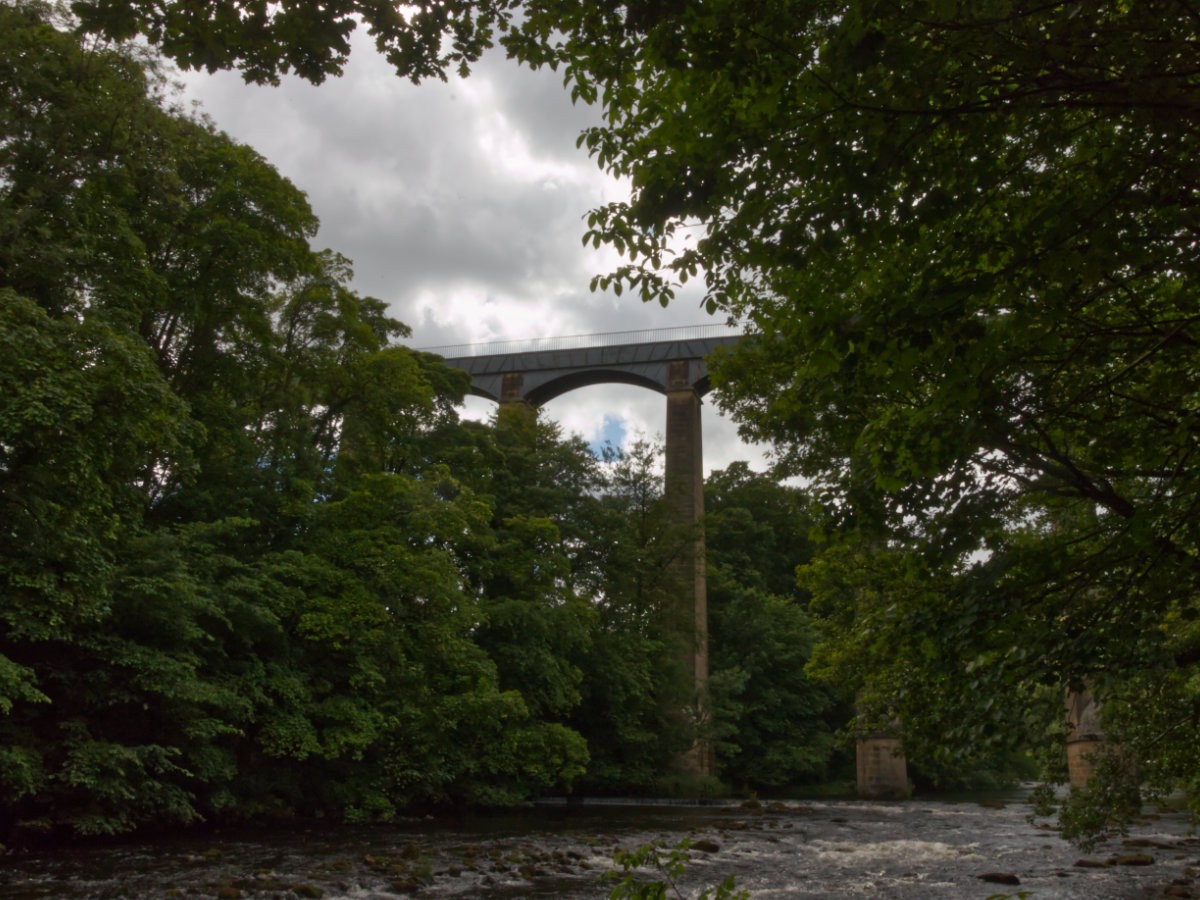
[3,791,1198,898]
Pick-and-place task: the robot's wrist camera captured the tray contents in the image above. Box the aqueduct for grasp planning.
[427,325,1107,795]
[426,324,740,776]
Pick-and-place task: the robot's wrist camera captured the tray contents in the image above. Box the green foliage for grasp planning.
[1058,753,1143,853]
[0,291,194,640]
[704,464,845,788]
[71,0,517,84]
[65,0,1200,833]
[570,439,698,791]
[602,838,749,900]
[0,4,594,840]
[570,1,1200,833]
[26,0,1172,842]
[1026,783,1058,821]
[526,0,1200,834]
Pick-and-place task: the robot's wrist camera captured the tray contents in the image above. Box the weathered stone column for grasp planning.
[664,360,712,776]
[1065,687,1105,789]
[496,371,539,433]
[856,732,909,799]
[499,372,526,407]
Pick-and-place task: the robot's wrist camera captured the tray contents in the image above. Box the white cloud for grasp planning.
[180,33,770,475]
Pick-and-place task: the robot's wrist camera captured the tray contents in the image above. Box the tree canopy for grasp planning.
[566,0,1200,818]
[29,0,1200,834]
[1,3,846,840]
[1,3,587,837]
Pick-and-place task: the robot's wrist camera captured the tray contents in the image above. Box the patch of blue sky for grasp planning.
[589,414,627,459]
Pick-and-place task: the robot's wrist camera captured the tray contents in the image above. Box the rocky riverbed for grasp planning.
[3,792,1198,898]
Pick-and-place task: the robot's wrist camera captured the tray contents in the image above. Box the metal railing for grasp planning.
[419,323,744,359]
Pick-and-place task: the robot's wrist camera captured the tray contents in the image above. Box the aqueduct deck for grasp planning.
[423,324,743,405]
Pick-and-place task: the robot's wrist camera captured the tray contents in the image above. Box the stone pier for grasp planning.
[856,734,909,799]
[1065,687,1105,789]
[665,361,712,775]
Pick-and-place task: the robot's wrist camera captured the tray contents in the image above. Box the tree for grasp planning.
[63,0,1200,826]
[557,0,1198,817]
[568,438,699,791]
[453,416,688,792]
[0,293,201,837]
[704,463,845,789]
[278,469,587,813]
[463,409,596,723]
[1,4,595,839]
[70,0,516,84]
[560,0,1197,816]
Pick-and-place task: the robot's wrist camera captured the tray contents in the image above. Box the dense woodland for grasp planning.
[4,0,1200,845]
[0,3,847,842]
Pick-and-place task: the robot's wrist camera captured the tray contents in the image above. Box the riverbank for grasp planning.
[2,792,1197,898]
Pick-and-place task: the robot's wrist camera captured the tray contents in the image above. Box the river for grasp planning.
[2,790,1197,898]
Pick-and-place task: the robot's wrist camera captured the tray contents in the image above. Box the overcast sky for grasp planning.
[181,31,769,474]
